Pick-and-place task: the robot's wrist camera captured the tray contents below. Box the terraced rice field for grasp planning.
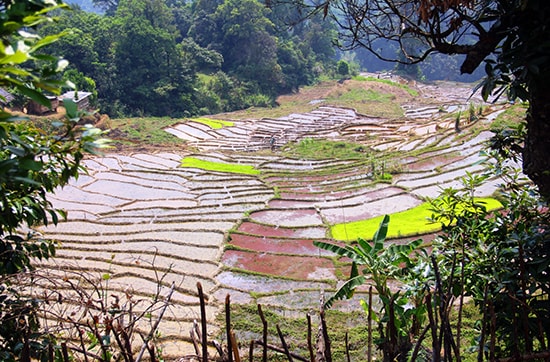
[36,78,508,357]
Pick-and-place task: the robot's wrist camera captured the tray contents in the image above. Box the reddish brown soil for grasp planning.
[230,234,333,255]
[267,199,316,209]
[222,250,336,280]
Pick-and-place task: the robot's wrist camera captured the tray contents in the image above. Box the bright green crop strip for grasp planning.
[181,157,260,175]
[331,197,502,241]
[191,117,234,129]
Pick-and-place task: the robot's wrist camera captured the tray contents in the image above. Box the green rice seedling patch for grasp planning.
[181,157,260,175]
[191,117,234,129]
[331,197,502,241]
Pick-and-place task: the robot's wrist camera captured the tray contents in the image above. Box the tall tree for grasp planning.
[38,9,117,112]
[276,0,550,198]
[186,0,224,49]
[113,0,196,116]
[214,0,282,95]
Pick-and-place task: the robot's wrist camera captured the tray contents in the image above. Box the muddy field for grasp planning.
[36,77,507,356]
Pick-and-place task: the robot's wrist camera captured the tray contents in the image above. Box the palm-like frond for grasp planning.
[325,273,366,309]
[314,240,365,263]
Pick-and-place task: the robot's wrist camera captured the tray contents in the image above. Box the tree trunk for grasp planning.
[524,78,550,200]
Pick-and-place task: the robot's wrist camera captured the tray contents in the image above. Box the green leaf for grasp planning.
[372,214,389,246]
[63,98,78,119]
[5,145,26,157]
[314,240,357,260]
[19,158,43,171]
[13,176,41,186]
[0,65,32,76]
[357,237,373,255]
[324,275,366,309]
[0,50,29,65]
[17,87,50,106]
[29,33,65,53]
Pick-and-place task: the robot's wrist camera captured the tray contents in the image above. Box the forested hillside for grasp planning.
[37,0,483,119]
[38,0,338,117]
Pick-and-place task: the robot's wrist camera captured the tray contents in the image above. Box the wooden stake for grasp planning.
[226,294,233,362]
[198,282,208,362]
[258,304,268,362]
[277,324,294,362]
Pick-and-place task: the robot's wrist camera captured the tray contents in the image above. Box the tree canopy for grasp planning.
[38,0,341,117]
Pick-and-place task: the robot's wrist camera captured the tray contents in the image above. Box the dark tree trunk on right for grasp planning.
[524,76,550,200]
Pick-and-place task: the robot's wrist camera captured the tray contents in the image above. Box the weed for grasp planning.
[351,75,419,96]
[109,117,184,147]
[490,102,527,131]
[283,138,371,160]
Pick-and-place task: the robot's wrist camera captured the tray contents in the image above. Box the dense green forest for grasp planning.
[37,0,338,117]
[39,0,483,118]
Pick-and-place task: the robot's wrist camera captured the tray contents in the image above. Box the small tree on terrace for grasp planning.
[271,0,550,200]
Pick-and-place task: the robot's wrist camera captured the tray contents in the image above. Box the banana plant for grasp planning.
[315,215,425,361]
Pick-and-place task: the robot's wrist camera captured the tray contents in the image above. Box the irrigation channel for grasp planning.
[36,78,509,357]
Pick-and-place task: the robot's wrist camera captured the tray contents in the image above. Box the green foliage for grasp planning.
[428,146,550,359]
[113,0,196,117]
[179,37,223,73]
[475,0,549,104]
[0,0,70,106]
[315,216,424,361]
[0,22,105,272]
[37,0,339,117]
[181,157,260,175]
[0,105,106,359]
[337,60,350,77]
[276,39,314,93]
[0,1,106,359]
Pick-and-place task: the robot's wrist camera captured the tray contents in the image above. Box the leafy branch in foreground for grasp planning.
[429,135,550,360]
[315,216,424,362]
[1,1,108,359]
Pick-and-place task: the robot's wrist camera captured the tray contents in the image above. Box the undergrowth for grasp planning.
[282,138,371,160]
